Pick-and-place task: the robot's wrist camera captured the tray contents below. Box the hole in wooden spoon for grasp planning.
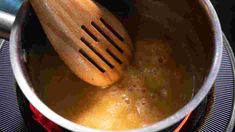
[100,17,124,42]
[106,49,123,64]
[79,49,105,73]
[91,21,124,53]
[81,25,98,42]
[80,37,114,69]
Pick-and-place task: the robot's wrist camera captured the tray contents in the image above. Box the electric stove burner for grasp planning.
[180,35,235,132]
[197,36,235,132]
[0,35,235,131]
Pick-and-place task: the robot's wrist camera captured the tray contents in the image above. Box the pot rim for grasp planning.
[10,0,223,131]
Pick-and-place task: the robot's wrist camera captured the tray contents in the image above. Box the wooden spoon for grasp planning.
[30,0,133,88]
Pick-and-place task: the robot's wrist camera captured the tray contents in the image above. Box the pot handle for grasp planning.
[0,11,15,39]
[0,0,23,39]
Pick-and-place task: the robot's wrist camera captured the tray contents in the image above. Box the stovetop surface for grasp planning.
[1,35,235,132]
[0,0,235,131]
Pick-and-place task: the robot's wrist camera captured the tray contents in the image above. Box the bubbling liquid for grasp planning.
[26,0,198,130]
[27,38,193,130]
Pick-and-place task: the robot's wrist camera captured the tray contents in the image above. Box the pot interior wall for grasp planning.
[95,0,214,93]
[19,0,214,130]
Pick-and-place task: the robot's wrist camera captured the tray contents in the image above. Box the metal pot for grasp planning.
[0,0,223,131]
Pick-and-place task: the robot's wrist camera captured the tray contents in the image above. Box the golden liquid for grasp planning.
[26,1,197,130]
[27,38,193,130]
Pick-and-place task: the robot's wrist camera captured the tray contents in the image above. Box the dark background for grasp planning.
[211,0,235,49]
[0,0,235,49]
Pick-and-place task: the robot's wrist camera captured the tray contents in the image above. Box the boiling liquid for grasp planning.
[27,38,193,130]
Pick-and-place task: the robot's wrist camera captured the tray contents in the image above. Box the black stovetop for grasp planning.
[1,35,234,132]
[0,0,235,132]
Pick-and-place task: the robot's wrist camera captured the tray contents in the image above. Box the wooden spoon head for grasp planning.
[30,0,133,87]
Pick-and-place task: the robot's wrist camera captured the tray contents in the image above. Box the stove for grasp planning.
[1,34,235,132]
[1,0,235,132]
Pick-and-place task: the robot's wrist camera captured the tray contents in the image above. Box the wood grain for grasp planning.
[30,0,133,87]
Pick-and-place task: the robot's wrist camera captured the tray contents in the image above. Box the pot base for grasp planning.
[0,34,234,131]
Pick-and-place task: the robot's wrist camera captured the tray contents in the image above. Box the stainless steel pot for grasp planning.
[0,0,223,131]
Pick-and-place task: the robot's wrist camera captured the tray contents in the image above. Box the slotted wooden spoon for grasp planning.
[30,0,133,88]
